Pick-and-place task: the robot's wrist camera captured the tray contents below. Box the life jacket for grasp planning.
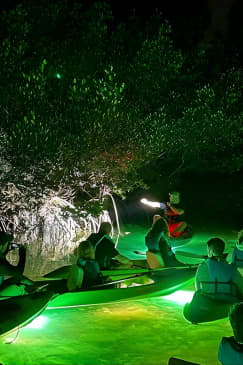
[199,259,239,300]
[218,336,243,365]
[168,222,184,238]
[232,245,243,268]
[77,259,103,289]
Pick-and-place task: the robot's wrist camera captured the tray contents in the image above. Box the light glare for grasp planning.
[25,315,48,329]
[163,290,194,305]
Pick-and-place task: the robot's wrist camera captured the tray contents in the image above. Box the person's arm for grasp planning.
[195,262,208,291]
[67,265,84,291]
[234,268,243,297]
[114,254,131,266]
[166,203,184,215]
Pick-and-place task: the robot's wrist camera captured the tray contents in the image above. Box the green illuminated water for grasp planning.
[0,292,232,365]
[0,224,237,365]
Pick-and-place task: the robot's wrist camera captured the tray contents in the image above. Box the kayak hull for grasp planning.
[47,267,197,308]
[183,291,241,324]
[0,290,53,337]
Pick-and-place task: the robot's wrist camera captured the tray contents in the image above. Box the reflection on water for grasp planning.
[0,287,231,365]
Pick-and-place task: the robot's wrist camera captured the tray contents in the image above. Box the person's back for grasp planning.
[195,238,242,301]
[88,222,131,269]
[201,259,238,300]
[88,232,104,249]
[218,303,243,365]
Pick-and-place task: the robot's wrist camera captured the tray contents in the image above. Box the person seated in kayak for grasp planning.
[87,222,131,269]
[231,229,243,268]
[141,191,191,239]
[195,237,243,301]
[145,215,169,254]
[67,240,104,291]
[0,231,29,288]
[145,215,185,268]
[218,302,243,365]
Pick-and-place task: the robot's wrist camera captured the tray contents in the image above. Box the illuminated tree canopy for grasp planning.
[0,0,242,227]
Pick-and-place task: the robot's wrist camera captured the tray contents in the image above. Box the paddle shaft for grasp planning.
[90,273,147,289]
[134,250,207,260]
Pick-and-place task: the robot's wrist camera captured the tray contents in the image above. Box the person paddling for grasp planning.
[87,222,131,269]
[141,191,192,239]
[67,240,104,291]
[145,215,185,268]
[195,237,243,301]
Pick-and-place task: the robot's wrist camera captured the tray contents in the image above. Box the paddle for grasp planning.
[134,250,207,260]
[168,357,200,365]
[89,273,149,289]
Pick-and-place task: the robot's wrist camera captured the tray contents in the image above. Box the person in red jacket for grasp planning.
[141,191,191,239]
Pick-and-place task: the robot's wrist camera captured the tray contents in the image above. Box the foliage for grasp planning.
[0,0,242,228]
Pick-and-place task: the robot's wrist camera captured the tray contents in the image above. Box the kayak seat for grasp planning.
[146,251,165,269]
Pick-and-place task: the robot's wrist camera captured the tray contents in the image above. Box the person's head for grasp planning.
[77,240,95,260]
[99,222,112,236]
[238,229,243,245]
[0,231,13,254]
[207,237,225,258]
[229,302,243,343]
[169,191,180,205]
[151,216,169,237]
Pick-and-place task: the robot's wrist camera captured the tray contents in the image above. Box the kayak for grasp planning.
[168,357,200,365]
[47,266,197,309]
[0,290,54,337]
[183,291,242,324]
[0,267,196,336]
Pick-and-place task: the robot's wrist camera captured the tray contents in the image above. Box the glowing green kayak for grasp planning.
[0,290,54,337]
[0,267,196,336]
[47,266,197,309]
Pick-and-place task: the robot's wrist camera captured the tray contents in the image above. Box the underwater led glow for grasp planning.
[163,290,194,305]
[25,315,48,329]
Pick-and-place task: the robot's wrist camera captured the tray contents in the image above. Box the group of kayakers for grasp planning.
[1,191,243,364]
[67,222,132,291]
[141,192,243,365]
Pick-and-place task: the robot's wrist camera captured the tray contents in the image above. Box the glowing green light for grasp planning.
[56,73,61,79]
[25,315,48,329]
[163,290,194,305]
